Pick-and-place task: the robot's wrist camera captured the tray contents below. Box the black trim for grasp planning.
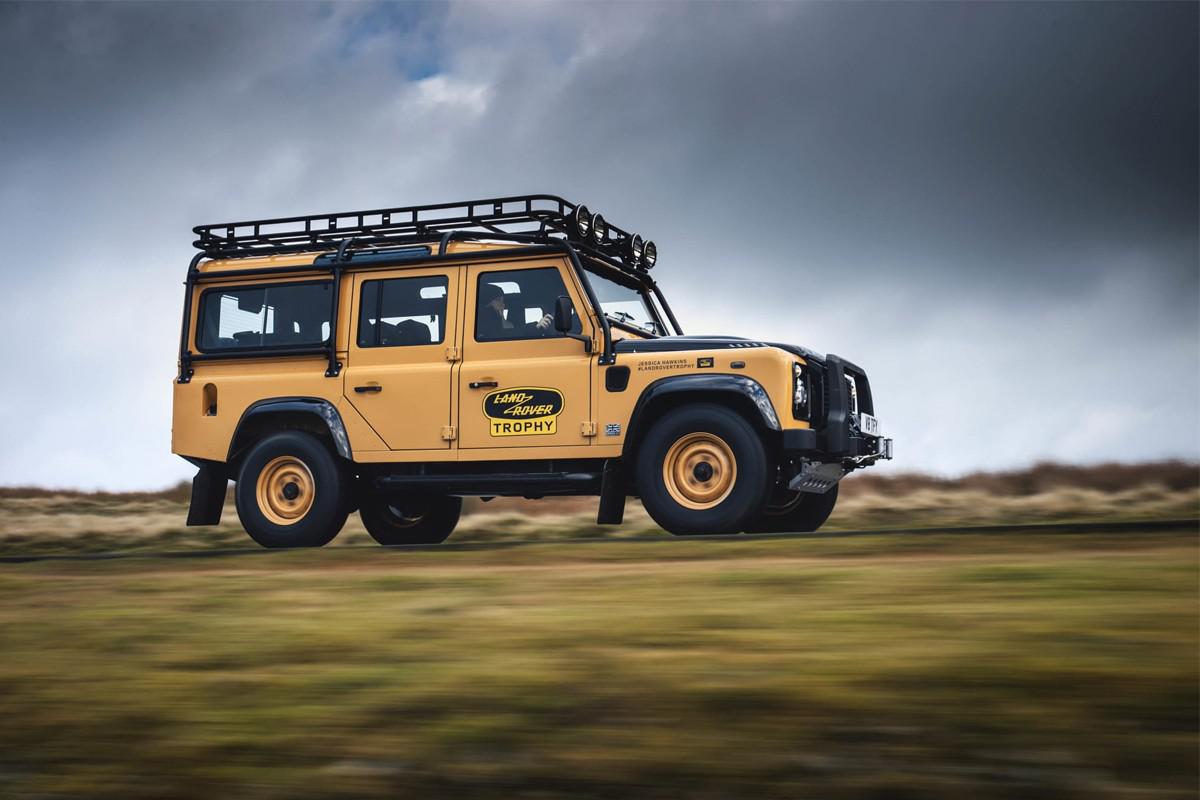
[605,366,630,392]
[176,252,207,384]
[613,336,769,354]
[228,398,352,461]
[375,471,601,496]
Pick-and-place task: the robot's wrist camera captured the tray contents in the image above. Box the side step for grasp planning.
[374,471,602,496]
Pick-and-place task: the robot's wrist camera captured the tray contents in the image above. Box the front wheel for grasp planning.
[234,432,349,548]
[744,484,839,533]
[636,404,771,536]
[360,493,462,545]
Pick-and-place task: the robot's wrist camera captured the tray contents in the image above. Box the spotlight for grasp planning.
[642,240,657,269]
[591,213,608,244]
[570,205,592,240]
[623,234,644,266]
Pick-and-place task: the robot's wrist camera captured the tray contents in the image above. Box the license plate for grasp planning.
[859,412,882,437]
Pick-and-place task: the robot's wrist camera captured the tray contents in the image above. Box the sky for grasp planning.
[0,1,1196,490]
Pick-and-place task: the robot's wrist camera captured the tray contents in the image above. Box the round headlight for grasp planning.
[624,233,644,266]
[591,213,608,244]
[642,240,657,269]
[571,205,592,240]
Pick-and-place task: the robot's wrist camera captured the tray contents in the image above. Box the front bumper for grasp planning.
[780,353,893,468]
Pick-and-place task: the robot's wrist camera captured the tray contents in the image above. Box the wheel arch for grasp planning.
[227,398,353,470]
[621,375,781,463]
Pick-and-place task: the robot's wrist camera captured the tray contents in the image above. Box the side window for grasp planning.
[358,274,449,347]
[197,282,331,352]
[475,267,578,342]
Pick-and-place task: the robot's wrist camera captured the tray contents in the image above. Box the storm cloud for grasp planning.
[0,1,1195,489]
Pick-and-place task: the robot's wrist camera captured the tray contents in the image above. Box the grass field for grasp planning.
[0,463,1195,797]
[0,529,1195,798]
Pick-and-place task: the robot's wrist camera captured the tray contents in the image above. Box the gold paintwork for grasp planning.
[171,240,811,471]
[662,432,737,510]
[255,456,314,525]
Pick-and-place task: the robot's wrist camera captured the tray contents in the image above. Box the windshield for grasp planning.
[585,269,665,336]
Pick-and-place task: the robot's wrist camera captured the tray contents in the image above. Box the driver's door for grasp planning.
[457,262,594,450]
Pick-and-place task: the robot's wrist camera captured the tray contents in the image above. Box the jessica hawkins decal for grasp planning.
[484,387,564,437]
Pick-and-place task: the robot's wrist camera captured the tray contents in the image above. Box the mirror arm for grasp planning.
[566,332,592,354]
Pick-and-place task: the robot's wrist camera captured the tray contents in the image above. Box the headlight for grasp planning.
[792,362,810,419]
[844,374,858,416]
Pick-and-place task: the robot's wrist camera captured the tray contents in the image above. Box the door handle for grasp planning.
[354,385,383,394]
[469,380,498,389]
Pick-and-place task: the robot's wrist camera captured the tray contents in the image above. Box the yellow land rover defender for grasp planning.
[173,195,893,548]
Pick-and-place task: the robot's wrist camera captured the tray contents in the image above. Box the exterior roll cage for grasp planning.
[178,195,683,383]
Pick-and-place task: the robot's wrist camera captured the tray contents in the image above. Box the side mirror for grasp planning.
[554,295,573,332]
[553,295,592,354]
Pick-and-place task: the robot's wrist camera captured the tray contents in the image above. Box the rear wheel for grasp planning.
[636,404,770,535]
[745,483,839,533]
[235,432,349,548]
[360,493,462,545]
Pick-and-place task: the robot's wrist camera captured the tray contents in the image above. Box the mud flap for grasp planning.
[597,460,626,525]
[187,464,227,526]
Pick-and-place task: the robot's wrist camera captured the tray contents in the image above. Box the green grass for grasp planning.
[0,531,1195,798]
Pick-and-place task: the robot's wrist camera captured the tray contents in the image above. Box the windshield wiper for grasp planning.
[605,313,657,336]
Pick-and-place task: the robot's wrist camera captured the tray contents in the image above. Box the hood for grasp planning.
[613,335,824,363]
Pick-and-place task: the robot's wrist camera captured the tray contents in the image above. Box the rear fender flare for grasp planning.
[227,398,352,463]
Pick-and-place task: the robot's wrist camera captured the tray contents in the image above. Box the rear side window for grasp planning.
[197,282,332,352]
[358,274,449,347]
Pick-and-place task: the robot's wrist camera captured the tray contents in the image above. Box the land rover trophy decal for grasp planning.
[483,387,564,436]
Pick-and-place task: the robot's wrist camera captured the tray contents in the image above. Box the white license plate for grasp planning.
[859,412,882,437]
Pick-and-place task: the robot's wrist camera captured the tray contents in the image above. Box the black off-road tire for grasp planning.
[359,493,463,546]
[636,404,771,536]
[745,483,839,534]
[234,432,349,548]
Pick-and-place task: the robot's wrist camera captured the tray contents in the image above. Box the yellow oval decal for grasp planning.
[483,387,564,437]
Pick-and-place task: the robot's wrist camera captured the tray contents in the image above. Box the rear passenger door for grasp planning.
[343,267,461,451]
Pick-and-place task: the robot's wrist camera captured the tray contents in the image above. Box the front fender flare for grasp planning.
[622,374,781,458]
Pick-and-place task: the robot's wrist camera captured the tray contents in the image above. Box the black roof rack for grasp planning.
[192,193,651,276]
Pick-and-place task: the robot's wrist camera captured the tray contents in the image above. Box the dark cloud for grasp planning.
[0,1,1195,488]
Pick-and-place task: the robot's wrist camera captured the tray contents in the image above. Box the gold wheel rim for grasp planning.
[662,432,737,510]
[255,456,315,526]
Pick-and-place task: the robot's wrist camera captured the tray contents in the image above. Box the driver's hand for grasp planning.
[535,313,553,331]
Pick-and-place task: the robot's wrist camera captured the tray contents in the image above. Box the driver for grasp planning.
[478,283,514,339]
[479,283,554,339]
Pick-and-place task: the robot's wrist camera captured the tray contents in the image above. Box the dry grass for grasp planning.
[0,461,1194,556]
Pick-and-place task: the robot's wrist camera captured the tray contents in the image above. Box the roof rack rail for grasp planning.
[192,193,654,275]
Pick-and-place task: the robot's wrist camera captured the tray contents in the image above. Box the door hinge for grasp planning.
[441,425,457,441]
[580,421,598,437]
[445,346,461,362]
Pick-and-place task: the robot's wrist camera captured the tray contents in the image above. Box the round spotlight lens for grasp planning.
[623,233,644,266]
[571,205,592,239]
[591,213,608,244]
[643,240,657,269]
